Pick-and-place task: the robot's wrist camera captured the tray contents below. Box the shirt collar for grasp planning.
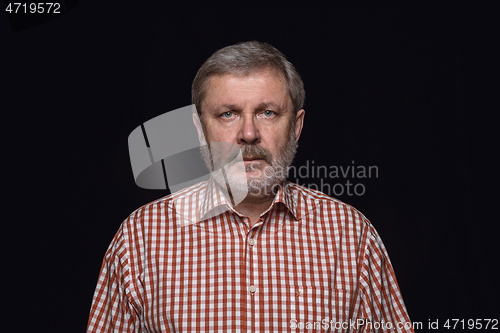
[269,181,301,221]
[198,177,234,222]
[198,178,301,223]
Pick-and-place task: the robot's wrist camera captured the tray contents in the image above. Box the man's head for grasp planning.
[192,41,305,197]
[192,41,305,120]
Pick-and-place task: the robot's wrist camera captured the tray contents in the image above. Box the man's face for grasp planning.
[196,68,305,196]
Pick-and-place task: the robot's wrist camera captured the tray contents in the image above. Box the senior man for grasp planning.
[87,41,414,332]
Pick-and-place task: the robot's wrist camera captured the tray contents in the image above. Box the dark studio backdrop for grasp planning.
[2,4,491,332]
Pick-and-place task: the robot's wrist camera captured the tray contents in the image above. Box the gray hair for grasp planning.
[192,41,305,118]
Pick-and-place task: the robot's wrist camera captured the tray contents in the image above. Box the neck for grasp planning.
[234,193,275,228]
[232,182,284,228]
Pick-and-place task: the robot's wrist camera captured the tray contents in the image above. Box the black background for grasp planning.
[3,4,492,332]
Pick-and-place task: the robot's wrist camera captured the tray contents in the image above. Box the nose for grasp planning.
[237,114,260,145]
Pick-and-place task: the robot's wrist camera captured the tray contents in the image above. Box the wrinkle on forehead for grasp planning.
[201,68,292,114]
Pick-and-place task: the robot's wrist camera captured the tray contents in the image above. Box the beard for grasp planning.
[200,127,298,199]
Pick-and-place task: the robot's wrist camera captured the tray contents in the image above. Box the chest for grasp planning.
[138,222,361,332]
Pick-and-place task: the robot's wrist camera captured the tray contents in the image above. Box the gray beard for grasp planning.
[200,129,297,198]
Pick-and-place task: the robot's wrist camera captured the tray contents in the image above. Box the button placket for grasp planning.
[246,229,260,296]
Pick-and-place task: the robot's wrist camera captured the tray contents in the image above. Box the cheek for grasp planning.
[204,124,236,142]
[263,131,289,151]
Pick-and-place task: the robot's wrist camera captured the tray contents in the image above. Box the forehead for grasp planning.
[202,69,290,111]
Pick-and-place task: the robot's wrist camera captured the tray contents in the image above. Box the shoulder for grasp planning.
[287,181,375,233]
[122,181,207,230]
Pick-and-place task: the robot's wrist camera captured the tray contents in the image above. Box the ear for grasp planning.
[293,109,305,141]
[192,112,207,145]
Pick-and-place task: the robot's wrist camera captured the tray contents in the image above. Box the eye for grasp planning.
[262,110,276,117]
[220,111,235,119]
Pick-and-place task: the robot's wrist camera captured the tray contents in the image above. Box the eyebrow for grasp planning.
[218,102,281,111]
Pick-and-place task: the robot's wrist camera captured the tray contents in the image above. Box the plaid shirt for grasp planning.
[87,179,413,332]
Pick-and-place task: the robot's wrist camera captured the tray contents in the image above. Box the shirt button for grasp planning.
[248,238,256,246]
[249,285,257,293]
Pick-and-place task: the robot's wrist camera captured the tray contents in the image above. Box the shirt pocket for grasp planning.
[265,285,353,332]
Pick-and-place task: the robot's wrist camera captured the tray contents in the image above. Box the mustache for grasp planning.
[226,144,273,165]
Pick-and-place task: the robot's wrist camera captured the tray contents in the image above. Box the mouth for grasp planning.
[243,156,263,162]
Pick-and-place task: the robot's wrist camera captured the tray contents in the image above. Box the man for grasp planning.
[87,41,414,332]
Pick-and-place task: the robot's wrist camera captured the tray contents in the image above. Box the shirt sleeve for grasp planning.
[87,224,142,333]
[358,226,414,333]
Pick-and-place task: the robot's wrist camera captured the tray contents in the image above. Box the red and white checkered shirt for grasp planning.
[87,179,414,332]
